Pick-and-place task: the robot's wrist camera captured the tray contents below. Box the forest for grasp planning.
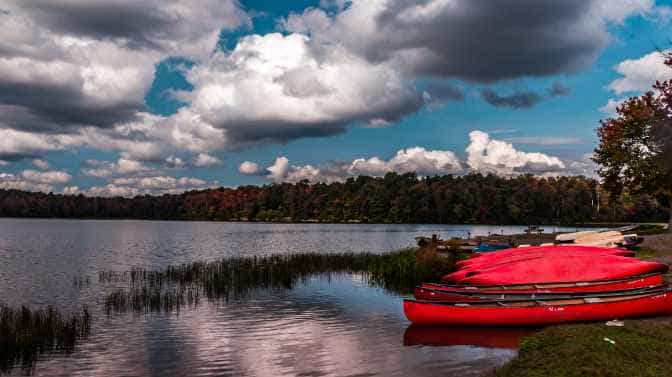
[0,173,668,224]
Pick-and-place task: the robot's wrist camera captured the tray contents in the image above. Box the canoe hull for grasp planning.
[422,273,665,294]
[413,284,665,302]
[404,291,672,326]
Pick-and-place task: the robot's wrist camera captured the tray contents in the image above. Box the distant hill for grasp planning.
[0,173,667,224]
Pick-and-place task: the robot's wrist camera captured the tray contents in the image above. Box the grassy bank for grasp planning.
[0,305,91,374]
[100,248,455,313]
[493,320,672,377]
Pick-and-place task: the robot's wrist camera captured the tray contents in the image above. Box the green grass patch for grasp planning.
[100,249,455,313]
[493,320,672,377]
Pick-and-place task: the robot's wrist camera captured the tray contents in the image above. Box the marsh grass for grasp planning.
[0,305,91,374]
[100,249,454,313]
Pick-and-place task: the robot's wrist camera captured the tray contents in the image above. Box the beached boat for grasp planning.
[421,273,665,294]
[413,284,666,302]
[448,249,635,281]
[456,245,632,268]
[447,255,668,285]
[404,288,672,326]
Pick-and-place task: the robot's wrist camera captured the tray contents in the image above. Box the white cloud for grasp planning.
[20,169,71,184]
[32,159,50,170]
[0,172,54,192]
[253,131,566,183]
[84,175,214,197]
[238,161,263,175]
[176,32,421,147]
[194,153,221,167]
[599,98,626,116]
[63,186,80,195]
[82,158,152,178]
[466,131,565,175]
[165,155,186,168]
[608,50,670,94]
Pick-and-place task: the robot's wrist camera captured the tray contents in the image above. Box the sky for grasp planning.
[0,0,671,196]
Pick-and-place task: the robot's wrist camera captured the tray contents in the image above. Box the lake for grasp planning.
[0,219,590,376]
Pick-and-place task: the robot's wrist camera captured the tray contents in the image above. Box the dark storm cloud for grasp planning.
[549,82,571,97]
[423,81,465,102]
[26,2,176,50]
[480,89,543,109]
[0,80,142,132]
[208,92,426,147]
[372,0,606,82]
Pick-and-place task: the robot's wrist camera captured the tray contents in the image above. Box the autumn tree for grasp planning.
[594,50,672,230]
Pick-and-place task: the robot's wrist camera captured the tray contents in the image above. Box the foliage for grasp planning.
[494,321,672,377]
[594,50,672,227]
[0,173,668,224]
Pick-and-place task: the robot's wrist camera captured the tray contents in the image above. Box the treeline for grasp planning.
[0,173,668,224]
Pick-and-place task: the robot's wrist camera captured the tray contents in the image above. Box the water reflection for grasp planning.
[404,326,539,349]
[0,219,587,376]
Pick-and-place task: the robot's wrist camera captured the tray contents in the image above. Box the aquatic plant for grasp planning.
[100,249,455,313]
[0,305,91,374]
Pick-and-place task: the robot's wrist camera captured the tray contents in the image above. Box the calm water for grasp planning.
[0,219,588,376]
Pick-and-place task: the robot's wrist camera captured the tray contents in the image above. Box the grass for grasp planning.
[100,248,455,313]
[493,320,672,377]
[0,305,91,374]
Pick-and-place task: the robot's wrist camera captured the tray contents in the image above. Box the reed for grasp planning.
[100,249,454,313]
[0,305,91,374]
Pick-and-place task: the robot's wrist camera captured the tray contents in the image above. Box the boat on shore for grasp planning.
[414,284,666,302]
[404,288,672,326]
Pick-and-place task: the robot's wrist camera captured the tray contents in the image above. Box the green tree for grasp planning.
[594,50,672,230]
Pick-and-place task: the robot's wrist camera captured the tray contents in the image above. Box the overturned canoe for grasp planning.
[456,245,632,269]
[404,288,672,326]
[414,284,666,302]
[451,255,668,285]
[448,249,635,282]
[422,273,664,294]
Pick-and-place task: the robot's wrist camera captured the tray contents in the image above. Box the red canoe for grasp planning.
[449,255,668,285]
[414,284,666,302]
[456,245,632,268]
[421,273,664,294]
[404,288,672,326]
[447,250,635,282]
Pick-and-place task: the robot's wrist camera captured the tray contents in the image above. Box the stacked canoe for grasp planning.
[404,245,672,326]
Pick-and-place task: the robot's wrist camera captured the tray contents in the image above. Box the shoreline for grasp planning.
[490,232,672,377]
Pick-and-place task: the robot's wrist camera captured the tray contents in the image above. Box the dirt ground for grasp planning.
[641,232,672,263]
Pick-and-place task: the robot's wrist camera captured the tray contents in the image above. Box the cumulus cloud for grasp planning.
[599,98,626,116]
[84,175,215,197]
[0,172,55,192]
[239,161,264,175]
[20,169,71,184]
[608,50,671,94]
[193,153,221,167]
[0,0,249,134]
[283,0,656,83]
[0,168,71,192]
[32,159,50,170]
[178,32,422,147]
[466,131,565,175]
[247,131,569,183]
[82,158,153,178]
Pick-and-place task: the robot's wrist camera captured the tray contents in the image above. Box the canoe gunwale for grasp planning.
[426,272,664,291]
[414,284,667,301]
[405,287,672,308]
